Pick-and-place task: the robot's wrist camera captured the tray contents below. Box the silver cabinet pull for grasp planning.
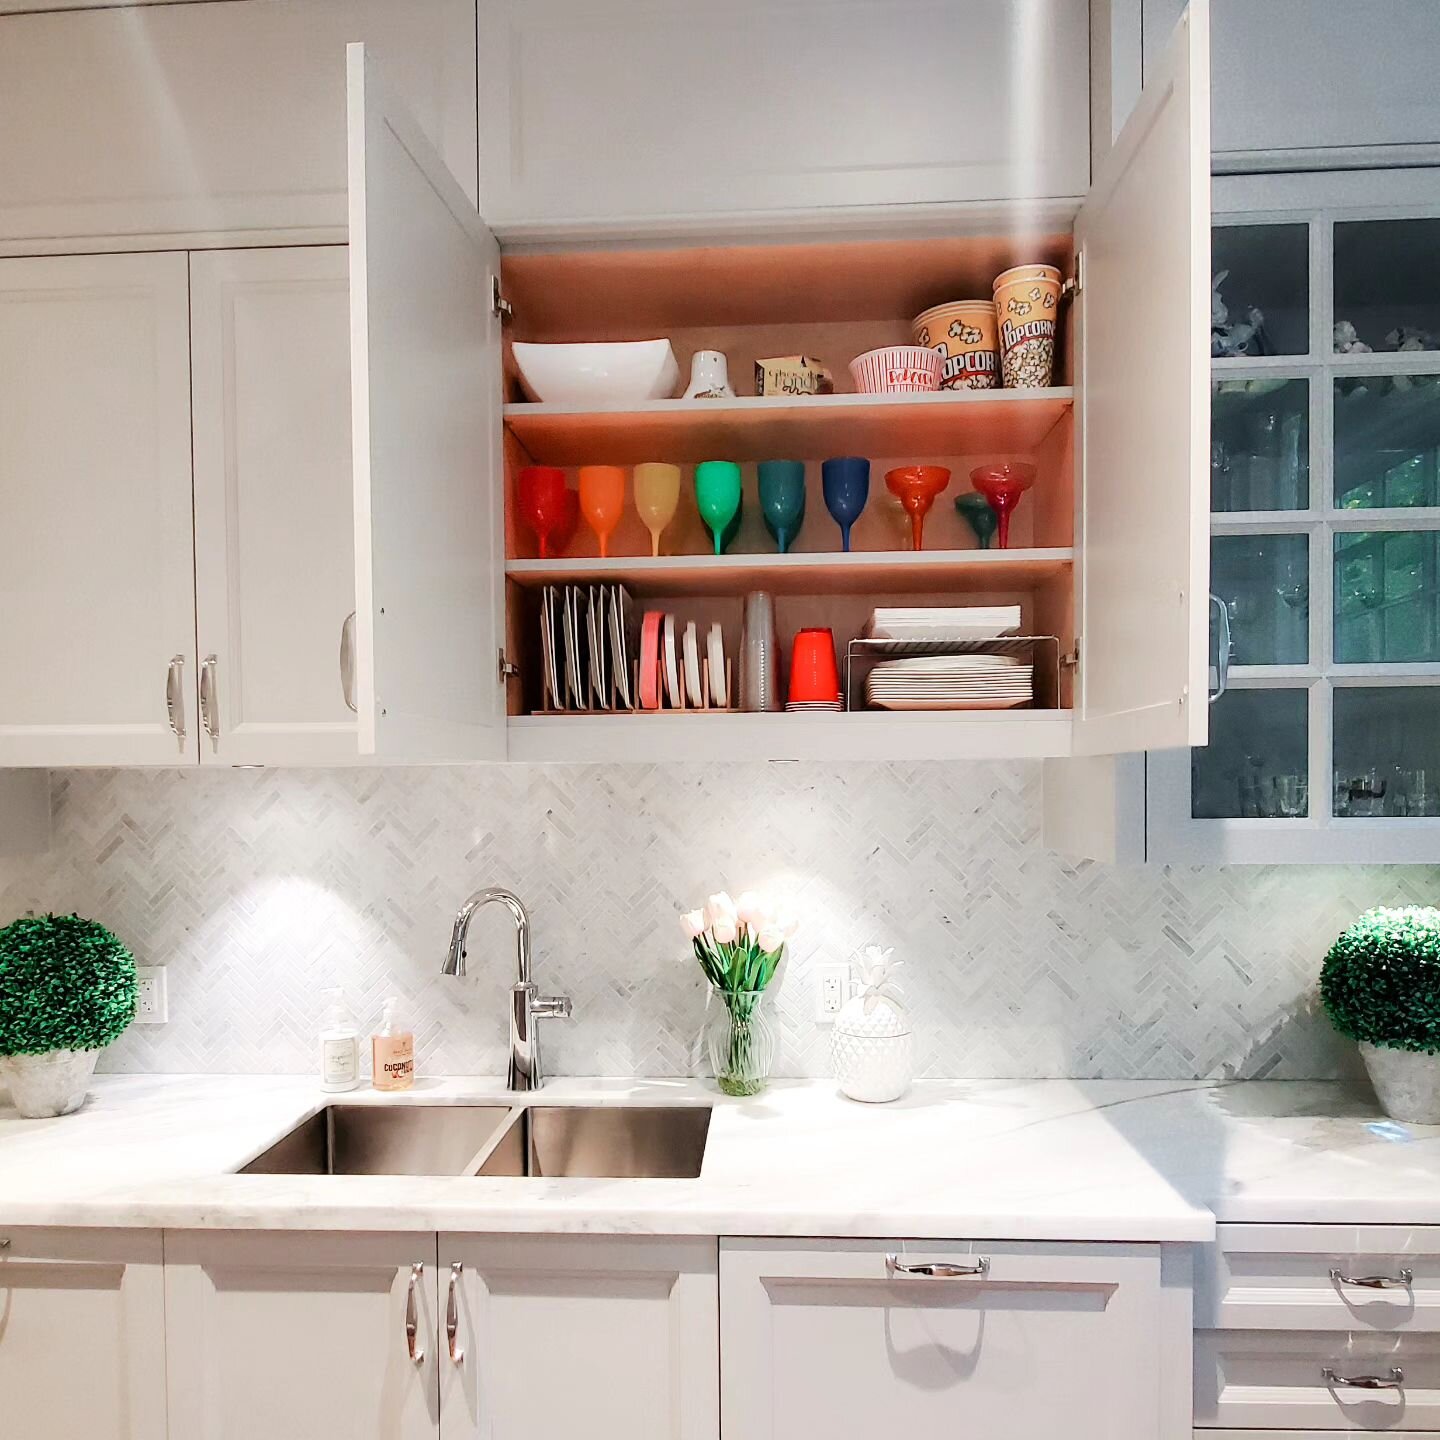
[1323,1366,1404,1390]
[199,655,220,752]
[1208,593,1231,704]
[404,1261,425,1365]
[165,655,187,744]
[886,1254,990,1279]
[1330,1267,1414,1290]
[446,1261,464,1363]
[340,612,358,713]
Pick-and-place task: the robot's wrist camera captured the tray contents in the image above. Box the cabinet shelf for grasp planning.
[503,388,1074,467]
[505,547,1073,598]
[508,708,1074,763]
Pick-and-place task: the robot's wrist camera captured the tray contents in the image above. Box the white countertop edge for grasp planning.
[1,1074,1434,1241]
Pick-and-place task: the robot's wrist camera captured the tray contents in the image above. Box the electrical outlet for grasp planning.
[134,966,168,1024]
[815,963,850,1022]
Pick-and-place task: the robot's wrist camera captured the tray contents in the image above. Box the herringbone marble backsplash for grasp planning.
[0,764,1434,1080]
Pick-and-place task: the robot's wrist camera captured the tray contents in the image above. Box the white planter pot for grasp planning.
[1360,1042,1440,1125]
[0,1048,101,1118]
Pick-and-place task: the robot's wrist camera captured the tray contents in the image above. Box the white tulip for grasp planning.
[705,892,738,930]
[680,909,707,940]
[735,891,767,929]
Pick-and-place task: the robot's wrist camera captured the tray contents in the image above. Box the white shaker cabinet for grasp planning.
[190,247,358,765]
[720,1238,1192,1440]
[440,1235,719,1440]
[476,0,1092,235]
[1142,0,1440,169]
[164,1230,441,1440]
[0,1228,167,1440]
[0,252,197,767]
[0,0,477,252]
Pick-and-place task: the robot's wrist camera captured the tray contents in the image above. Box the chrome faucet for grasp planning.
[442,887,571,1090]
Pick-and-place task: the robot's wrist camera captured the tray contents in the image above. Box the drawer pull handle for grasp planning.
[1323,1366,1404,1390]
[1330,1266,1414,1290]
[886,1254,990,1279]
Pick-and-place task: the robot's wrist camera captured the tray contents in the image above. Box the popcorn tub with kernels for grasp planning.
[992,264,1062,389]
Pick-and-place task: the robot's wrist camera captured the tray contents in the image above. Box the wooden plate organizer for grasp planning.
[498,233,1079,735]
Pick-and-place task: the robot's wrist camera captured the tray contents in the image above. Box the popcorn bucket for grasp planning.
[911,300,999,391]
[992,264,1062,389]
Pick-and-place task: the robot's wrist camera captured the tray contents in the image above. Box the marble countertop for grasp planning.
[0,1074,1435,1239]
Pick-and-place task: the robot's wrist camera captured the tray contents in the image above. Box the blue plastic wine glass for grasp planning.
[821,456,870,553]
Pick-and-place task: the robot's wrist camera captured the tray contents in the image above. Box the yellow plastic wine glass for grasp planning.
[633,462,681,557]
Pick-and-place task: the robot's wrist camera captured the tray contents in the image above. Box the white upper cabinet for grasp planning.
[0,252,197,767]
[348,45,509,762]
[190,247,359,766]
[1073,0,1210,753]
[476,0,1091,234]
[0,0,477,250]
[1143,0,1440,167]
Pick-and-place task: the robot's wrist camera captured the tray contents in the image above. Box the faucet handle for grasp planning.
[532,994,572,1020]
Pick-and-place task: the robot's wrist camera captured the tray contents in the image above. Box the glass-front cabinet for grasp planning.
[1148,171,1440,862]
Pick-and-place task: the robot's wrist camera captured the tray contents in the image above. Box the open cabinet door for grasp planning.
[348,44,506,761]
[1072,0,1210,756]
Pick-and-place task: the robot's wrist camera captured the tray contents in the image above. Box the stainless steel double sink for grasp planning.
[240,1102,712,1180]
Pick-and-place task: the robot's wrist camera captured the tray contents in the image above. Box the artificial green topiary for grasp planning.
[0,913,137,1057]
[1321,906,1440,1056]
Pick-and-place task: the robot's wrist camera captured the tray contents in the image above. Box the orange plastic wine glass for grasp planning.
[578,464,627,557]
[884,465,952,551]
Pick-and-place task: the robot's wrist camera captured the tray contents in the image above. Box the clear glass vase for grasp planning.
[704,987,776,1097]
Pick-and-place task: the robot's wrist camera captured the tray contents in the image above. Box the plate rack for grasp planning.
[844,634,1061,712]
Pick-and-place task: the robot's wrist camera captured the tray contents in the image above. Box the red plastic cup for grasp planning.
[788,628,841,704]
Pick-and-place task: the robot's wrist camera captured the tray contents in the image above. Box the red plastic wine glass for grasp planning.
[969,463,1037,549]
[517,466,569,558]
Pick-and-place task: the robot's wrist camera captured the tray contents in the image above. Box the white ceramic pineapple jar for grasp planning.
[831,947,912,1103]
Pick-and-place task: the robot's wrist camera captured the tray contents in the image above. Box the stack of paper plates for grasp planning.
[865,654,1033,711]
[865,606,1022,643]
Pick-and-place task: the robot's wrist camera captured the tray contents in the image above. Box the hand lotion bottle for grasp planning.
[371,996,415,1092]
[319,987,360,1092]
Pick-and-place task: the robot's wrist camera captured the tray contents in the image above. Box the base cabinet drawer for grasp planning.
[1196,1330,1440,1430]
[1200,1227,1440,1332]
[722,1238,1191,1440]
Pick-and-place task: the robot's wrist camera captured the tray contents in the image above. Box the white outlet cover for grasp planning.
[814,963,850,1023]
[134,965,168,1024]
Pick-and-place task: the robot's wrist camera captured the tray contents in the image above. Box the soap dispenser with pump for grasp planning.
[318,987,360,1093]
[371,995,415,1092]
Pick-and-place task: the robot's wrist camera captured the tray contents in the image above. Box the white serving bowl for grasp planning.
[512,339,681,405]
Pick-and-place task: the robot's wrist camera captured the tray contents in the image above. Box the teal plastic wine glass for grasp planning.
[695,460,743,556]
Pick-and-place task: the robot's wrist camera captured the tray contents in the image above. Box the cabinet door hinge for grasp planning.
[1062,253,1082,301]
[1060,637,1080,671]
[498,648,520,683]
[491,275,513,322]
